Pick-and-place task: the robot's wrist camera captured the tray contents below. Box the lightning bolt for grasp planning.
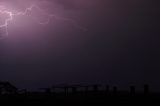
[0,1,87,39]
[0,10,13,38]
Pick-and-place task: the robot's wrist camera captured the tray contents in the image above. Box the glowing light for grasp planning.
[0,1,87,39]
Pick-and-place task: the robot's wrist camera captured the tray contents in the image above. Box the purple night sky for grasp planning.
[0,0,159,91]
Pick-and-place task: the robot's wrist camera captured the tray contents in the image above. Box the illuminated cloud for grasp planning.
[0,0,87,39]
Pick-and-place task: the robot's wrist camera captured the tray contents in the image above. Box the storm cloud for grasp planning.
[0,0,159,91]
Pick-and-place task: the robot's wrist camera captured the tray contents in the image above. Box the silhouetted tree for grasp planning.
[130,86,135,96]
[71,87,77,94]
[105,85,110,94]
[92,85,99,92]
[113,86,117,96]
[0,81,17,95]
[144,84,149,95]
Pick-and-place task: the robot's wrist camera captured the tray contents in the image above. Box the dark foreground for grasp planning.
[0,82,160,105]
[0,92,160,106]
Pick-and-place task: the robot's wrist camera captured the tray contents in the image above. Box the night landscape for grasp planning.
[0,0,160,105]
